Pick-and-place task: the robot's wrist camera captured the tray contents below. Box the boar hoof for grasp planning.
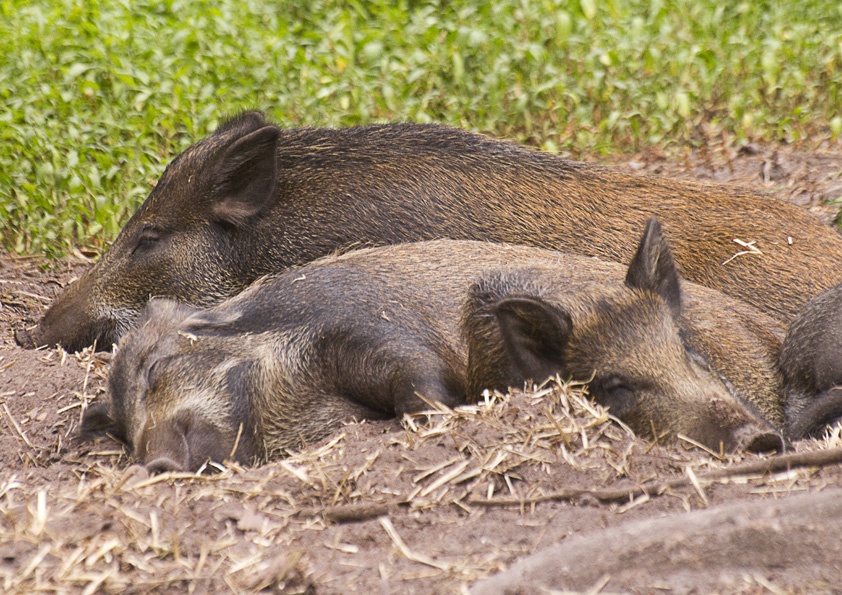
[145,457,185,475]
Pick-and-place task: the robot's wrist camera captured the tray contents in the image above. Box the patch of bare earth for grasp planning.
[2,142,842,594]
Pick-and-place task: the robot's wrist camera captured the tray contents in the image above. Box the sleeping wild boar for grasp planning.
[83,223,787,471]
[463,219,787,455]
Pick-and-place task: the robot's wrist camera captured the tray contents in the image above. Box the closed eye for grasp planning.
[603,377,634,399]
[145,357,168,394]
[132,227,166,255]
[591,375,638,415]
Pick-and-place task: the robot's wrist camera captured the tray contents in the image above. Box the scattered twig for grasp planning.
[10,289,53,303]
[380,517,450,571]
[125,471,221,490]
[3,402,34,449]
[469,447,842,508]
[295,501,402,523]
[722,238,763,265]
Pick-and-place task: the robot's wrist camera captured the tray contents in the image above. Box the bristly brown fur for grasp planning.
[20,115,842,351]
[87,235,788,471]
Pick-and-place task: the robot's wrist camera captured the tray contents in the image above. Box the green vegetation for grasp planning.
[2,0,842,256]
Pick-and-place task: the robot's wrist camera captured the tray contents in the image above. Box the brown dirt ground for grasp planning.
[2,142,842,594]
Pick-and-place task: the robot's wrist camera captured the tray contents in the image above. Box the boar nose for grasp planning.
[739,427,785,454]
[145,456,185,474]
[13,327,37,348]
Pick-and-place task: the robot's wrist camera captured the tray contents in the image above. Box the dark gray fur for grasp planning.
[780,284,842,438]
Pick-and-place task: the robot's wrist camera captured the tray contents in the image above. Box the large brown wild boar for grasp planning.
[17,112,842,352]
[779,284,842,438]
[83,228,786,472]
[463,219,786,454]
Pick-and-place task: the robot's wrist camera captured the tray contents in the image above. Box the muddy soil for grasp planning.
[2,142,842,594]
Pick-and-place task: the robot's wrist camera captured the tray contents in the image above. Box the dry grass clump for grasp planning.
[0,463,315,594]
[3,375,842,593]
[399,380,638,506]
[0,379,633,592]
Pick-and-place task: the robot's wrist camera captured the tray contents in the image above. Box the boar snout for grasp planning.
[15,271,119,352]
[740,427,786,454]
[145,456,185,475]
[780,284,842,438]
[688,395,785,455]
[136,409,235,473]
[786,387,842,439]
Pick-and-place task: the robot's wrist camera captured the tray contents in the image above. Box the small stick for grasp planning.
[470,447,842,508]
[229,423,244,460]
[685,465,709,507]
[295,501,400,523]
[722,238,763,265]
[677,432,726,460]
[11,289,52,303]
[3,403,34,449]
[380,517,450,571]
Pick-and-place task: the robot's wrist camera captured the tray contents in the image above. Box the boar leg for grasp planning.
[324,329,465,418]
[367,350,465,418]
[389,364,465,418]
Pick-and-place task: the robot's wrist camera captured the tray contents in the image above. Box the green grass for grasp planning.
[2,0,842,256]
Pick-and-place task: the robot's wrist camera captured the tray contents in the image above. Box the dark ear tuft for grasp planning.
[212,111,267,137]
[494,297,572,386]
[625,218,682,317]
[211,125,280,226]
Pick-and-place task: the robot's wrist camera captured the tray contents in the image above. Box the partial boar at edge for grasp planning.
[20,111,842,352]
[780,284,842,438]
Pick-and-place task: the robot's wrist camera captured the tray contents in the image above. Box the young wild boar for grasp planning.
[17,111,842,352]
[83,224,786,472]
[779,284,842,438]
[463,219,787,455]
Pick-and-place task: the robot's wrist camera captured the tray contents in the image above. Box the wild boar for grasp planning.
[779,284,842,438]
[463,219,786,454]
[18,112,842,352]
[83,227,786,471]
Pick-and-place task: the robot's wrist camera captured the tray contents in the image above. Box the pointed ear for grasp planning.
[625,218,682,317]
[212,111,266,136]
[494,297,572,386]
[211,125,280,226]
